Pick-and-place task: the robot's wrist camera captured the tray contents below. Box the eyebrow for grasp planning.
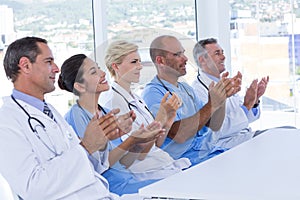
[215,49,224,53]
[207,48,223,54]
[43,57,54,62]
[88,65,98,72]
[131,58,140,61]
[177,49,185,53]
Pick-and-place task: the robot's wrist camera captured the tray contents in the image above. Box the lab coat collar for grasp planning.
[197,70,217,88]
[111,81,137,104]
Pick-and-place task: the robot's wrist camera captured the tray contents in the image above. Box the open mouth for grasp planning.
[99,79,107,84]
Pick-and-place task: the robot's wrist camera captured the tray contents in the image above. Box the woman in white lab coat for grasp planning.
[102,40,191,180]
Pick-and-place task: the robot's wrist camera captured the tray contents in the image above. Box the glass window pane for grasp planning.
[230,0,300,128]
[0,0,94,115]
[104,0,197,91]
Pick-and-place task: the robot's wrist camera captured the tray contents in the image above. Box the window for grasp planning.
[1,0,300,128]
[98,0,300,129]
[101,0,197,91]
[0,0,94,115]
[230,0,300,129]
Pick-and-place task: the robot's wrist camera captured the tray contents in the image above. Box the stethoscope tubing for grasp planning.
[112,86,155,120]
[11,95,62,156]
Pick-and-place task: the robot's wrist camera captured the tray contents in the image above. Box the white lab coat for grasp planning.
[103,82,191,181]
[191,71,261,148]
[0,96,122,200]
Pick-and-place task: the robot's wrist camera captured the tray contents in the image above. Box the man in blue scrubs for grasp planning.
[142,35,238,166]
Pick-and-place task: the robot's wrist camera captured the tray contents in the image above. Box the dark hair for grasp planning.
[3,36,47,82]
[58,54,87,96]
[198,38,217,48]
[193,38,218,67]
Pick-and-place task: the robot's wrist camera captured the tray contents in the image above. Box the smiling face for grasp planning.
[204,42,226,75]
[115,50,143,84]
[22,42,59,99]
[80,57,109,94]
[159,37,188,79]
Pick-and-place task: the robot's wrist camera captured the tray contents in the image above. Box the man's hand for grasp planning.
[156,91,181,129]
[243,79,258,110]
[230,71,242,96]
[221,71,241,97]
[208,75,233,112]
[257,76,269,100]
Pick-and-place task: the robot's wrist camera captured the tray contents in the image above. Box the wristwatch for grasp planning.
[253,100,260,108]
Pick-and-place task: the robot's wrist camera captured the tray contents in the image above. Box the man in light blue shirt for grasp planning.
[142,35,238,166]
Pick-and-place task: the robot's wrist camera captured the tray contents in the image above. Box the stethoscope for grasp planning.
[197,73,209,91]
[111,86,155,124]
[11,95,63,156]
[156,75,195,102]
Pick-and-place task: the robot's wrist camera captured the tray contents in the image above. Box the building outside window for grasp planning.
[0,0,94,115]
[0,0,299,127]
[230,0,300,128]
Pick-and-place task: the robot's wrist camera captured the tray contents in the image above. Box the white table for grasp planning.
[0,174,15,200]
[139,128,300,200]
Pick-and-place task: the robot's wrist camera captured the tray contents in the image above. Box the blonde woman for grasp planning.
[103,40,191,181]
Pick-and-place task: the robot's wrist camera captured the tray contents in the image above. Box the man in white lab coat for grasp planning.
[0,36,141,200]
[191,38,269,148]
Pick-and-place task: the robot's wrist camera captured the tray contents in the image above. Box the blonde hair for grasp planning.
[105,40,138,78]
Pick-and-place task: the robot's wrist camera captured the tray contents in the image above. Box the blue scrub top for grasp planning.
[142,76,227,166]
[64,103,157,195]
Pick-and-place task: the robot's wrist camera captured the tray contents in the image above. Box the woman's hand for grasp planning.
[115,110,135,136]
[131,121,164,143]
[81,112,116,154]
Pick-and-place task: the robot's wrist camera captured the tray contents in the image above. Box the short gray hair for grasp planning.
[193,38,217,68]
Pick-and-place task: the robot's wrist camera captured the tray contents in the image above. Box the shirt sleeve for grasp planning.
[142,84,165,119]
[65,105,110,173]
[64,106,90,138]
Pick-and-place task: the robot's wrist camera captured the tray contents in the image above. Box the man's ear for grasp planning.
[74,82,86,93]
[198,55,205,64]
[19,57,31,73]
[156,55,165,65]
[199,55,210,66]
